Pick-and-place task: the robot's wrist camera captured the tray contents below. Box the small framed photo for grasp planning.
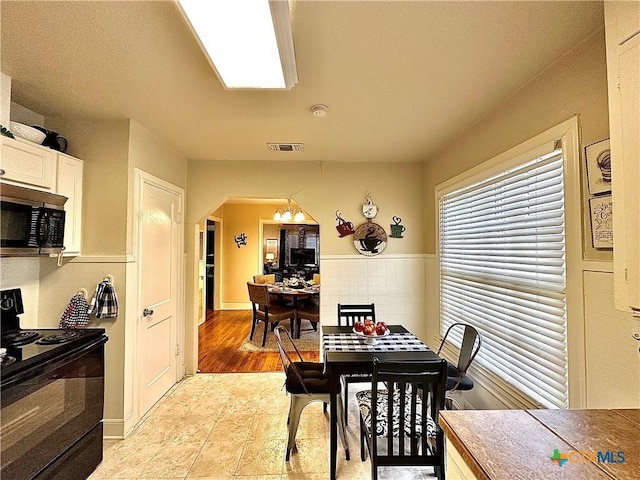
[585,139,611,195]
[265,239,278,254]
[589,195,613,249]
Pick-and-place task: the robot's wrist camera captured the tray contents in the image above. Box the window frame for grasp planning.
[434,117,585,409]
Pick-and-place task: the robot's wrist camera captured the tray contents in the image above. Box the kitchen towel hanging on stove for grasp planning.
[59,293,91,329]
[88,277,119,319]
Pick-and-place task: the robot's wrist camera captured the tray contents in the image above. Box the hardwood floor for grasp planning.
[198,309,320,373]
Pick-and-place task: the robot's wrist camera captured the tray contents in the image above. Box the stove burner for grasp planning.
[1,331,42,346]
[36,331,83,345]
[0,356,16,367]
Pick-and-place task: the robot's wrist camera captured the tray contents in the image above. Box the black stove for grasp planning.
[0,288,106,379]
[1,288,108,480]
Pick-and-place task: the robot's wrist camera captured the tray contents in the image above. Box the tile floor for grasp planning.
[89,372,443,480]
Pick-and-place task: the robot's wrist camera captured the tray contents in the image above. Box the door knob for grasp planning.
[143,308,154,317]
[632,332,640,341]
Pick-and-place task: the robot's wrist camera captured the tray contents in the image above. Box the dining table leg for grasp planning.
[329,366,338,480]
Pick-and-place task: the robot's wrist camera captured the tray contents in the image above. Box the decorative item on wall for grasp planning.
[362,192,378,219]
[335,210,355,237]
[589,195,613,249]
[353,221,387,256]
[586,139,611,195]
[234,233,247,248]
[390,216,406,238]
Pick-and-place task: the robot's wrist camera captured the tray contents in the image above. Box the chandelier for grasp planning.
[274,198,305,222]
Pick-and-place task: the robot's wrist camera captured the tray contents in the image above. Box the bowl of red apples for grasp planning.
[353,319,389,345]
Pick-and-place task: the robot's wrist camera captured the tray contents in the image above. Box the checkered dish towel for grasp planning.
[88,280,119,319]
[59,293,91,329]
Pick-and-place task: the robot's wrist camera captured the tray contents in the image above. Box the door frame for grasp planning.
[130,168,185,428]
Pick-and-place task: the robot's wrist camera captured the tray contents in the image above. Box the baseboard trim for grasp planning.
[102,418,125,439]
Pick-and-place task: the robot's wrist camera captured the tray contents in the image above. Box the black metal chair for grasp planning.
[337,303,376,423]
[356,357,448,480]
[273,326,350,461]
[436,322,482,409]
[247,282,295,347]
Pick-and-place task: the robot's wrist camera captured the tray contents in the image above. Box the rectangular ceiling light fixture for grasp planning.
[178,0,298,90]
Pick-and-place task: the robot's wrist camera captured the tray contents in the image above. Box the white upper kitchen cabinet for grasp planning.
[56,153,83,256]
[0,136,57,191]
[604,1,640,314]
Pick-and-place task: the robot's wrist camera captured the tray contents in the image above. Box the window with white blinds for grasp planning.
[439,147,568,409]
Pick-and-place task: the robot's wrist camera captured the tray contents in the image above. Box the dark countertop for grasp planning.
[440,409,640,480]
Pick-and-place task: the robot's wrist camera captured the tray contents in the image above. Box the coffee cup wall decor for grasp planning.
[390,216,406,238]
[353,221,387,256]
[335,210,355,237]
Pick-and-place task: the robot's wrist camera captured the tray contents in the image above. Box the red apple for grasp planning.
[363,325,375,336]
[375,324,387,336]
[354,321,364,332]
[376,321,387,329]
[364,319,374,327]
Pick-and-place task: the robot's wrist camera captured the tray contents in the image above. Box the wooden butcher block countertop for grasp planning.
[439,409,640,480]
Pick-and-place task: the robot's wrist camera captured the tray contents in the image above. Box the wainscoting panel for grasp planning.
[319,254,428,341]
[584,270,640,408]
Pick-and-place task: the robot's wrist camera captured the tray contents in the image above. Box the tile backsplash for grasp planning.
[319,254,427,341]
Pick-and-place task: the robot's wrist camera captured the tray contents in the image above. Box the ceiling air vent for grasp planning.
[267,143,304,152]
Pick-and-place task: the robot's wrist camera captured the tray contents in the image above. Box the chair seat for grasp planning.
[256,304,295,322]
[356,388,437,439]
[447,373,474,391]
[286,363,342,395]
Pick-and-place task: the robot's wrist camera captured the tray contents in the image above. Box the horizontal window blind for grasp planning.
[439,148,568,409]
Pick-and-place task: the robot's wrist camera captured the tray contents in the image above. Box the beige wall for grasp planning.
[423,30,611,263]
[421,30,637,409]
[47,118,130,255]
[185,160,426,371]
[32,117,188,437]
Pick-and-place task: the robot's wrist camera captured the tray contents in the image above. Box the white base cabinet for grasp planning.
[605,2,640,314]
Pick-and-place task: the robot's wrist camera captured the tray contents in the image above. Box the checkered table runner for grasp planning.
[323,332,431,352]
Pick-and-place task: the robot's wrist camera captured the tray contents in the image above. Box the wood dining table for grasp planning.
[268,284,319,338]
[322,324,441,480]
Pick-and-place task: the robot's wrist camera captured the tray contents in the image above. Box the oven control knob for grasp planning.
[142,308,154,317]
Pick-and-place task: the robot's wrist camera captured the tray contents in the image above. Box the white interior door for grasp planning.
[136,170,183,417]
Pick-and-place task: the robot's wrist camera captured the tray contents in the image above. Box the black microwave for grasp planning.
[0,184,67,256]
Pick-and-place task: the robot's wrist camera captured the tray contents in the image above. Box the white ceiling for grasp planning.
[1,1,604,164]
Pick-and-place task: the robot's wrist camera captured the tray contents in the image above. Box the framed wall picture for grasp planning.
[585,139,611,195]
[589,195,613,249]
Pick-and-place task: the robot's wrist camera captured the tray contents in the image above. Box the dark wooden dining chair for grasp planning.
[337,303,376,423]
[273,326,350,462]
[337,303,376,327]
[247,282,295,347]
[436,322,482,409]
[356,357,448,480]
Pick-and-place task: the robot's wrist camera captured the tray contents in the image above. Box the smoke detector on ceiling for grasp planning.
[311,104,328,117]
[267,143,304,152]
